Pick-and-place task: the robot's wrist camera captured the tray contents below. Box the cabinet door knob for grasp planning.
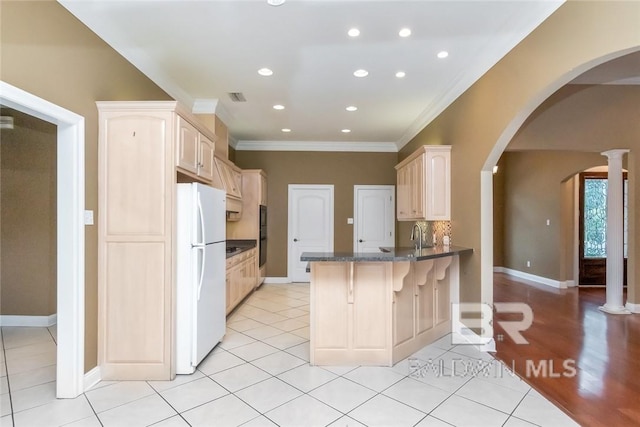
[358,239,363,243]
[293,238,298,242]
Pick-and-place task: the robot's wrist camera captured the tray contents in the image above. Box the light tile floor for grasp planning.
[0,283,579,427]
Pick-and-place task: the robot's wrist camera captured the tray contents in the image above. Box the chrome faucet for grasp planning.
[410,223,424,251]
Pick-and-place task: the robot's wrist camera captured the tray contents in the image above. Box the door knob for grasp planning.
[358,239,363,243]
[293,238,298,242]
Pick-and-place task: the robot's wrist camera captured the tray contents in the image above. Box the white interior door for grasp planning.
[354,185,395,253]
[288,185,334,282]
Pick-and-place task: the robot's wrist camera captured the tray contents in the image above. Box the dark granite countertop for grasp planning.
[226,239,257,259]
[301,245,473,263]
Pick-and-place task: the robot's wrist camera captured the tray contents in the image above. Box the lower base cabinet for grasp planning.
[309,256,457,366]
[226,248,258,314]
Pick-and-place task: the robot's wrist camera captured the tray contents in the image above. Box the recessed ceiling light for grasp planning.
[267,0,285,6]
[273,104,285,110]
[346,106,358,112]
[395,71,406,78]
[258,68,273,76]
[399,28,412,38]
[353,69,368,77]
[348,28,360,37]
[341,129,351,133]
[282,128,291,133]
[437,51,449,59]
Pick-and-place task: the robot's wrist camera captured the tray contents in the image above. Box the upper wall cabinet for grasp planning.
[176,116,217,184]
[395,145,451,221]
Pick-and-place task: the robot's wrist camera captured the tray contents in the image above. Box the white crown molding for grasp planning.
[228,135,238,150]
[235,140,398,153]
[192,99,218,114]
[396,1,563,150]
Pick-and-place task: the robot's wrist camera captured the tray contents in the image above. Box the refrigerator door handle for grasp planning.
[196,193,206,300]
[197,192,206,246]
[197,246,205,301]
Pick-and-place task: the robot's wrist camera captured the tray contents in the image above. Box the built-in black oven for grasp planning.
[259,205,267,267]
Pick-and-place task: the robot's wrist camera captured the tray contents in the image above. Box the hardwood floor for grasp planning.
[493,273,640,427]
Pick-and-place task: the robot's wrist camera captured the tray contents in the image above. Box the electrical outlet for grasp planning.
[526,261,531,268]
[84,210,94,225]
[347,218,354,225]
[546,219,550,226]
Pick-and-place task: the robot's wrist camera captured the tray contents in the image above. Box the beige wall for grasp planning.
[1,109,57,316]
[500,84,639,288]
[234,151,397,277]
[497,151,607,281]
[0,0,171,371]
[399,1,640,304]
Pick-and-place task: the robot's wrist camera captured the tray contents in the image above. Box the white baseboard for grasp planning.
[264,277,292,284]
[83,366,101,392]
[494,267,570,289]
[451,330,496,353]
[626,302,640,314]
[0,314,57,327]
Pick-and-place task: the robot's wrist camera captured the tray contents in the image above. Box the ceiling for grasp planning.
[58,0,565,151]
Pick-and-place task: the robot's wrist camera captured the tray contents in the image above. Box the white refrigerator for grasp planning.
[176,182,226,374]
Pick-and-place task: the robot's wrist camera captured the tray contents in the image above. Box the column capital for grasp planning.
[601,149,630,159]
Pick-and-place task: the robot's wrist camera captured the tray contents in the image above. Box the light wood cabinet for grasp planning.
[213,115,229,159]
[226,170,267,285]
[392,257,453,363]
[395,145,451,221]
[176,116,217,184]
[225,248,258,314]
[310,262,392,366]
[97,101,219,381]
[215,157,243,218]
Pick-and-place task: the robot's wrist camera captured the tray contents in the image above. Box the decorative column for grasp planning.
[600,149,631,314]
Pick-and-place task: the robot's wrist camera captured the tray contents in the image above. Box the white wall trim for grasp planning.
[83,366,101,392]
[625,302,640,314]
[480,171,494,304]
[494,266,569,289]
[0,81,85,399]
[264,277,292,284]
[235,140,398,153]
[0,314,58,327]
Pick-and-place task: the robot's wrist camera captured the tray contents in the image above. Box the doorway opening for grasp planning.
[0,81,85,398]
[578,170,628,286]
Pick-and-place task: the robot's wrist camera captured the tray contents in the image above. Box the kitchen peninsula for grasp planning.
[301,246,472,366]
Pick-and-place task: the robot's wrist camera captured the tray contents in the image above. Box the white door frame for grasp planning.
[0,81,85,398]
[353,185,395,252]
[287,184,334,282]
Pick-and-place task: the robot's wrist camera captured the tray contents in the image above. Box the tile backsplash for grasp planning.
[417,220,451,246]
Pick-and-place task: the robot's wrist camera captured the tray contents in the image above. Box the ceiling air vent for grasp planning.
[228,92,246,102]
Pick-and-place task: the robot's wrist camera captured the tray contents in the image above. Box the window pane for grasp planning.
[584,178,607,258]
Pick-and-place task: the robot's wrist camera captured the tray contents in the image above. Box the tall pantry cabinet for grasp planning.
[97,101,218,380]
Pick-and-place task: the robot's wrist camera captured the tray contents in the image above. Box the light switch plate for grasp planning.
[84,210,94,225]
[347,218,354,225]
